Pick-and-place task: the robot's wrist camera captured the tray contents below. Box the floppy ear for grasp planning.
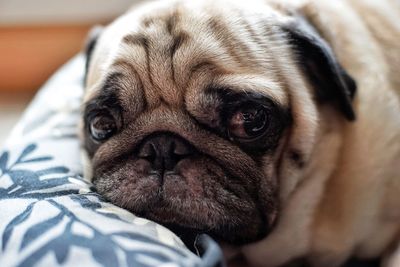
[83,26,103,85]
[283,16,357,121]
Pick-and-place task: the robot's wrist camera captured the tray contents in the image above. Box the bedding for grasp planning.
[0,56,225,267]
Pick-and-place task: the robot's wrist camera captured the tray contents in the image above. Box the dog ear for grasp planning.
[283,16,357,121]
[84,26,103,85]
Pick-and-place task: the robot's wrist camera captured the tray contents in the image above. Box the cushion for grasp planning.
[0,55,225,267]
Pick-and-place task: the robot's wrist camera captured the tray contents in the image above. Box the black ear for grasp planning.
[84,26,103,85]
[283,16,357,121]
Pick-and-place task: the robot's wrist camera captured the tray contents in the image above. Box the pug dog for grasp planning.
[80,0,400,266]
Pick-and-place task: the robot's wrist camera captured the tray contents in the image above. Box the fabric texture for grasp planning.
[0,56,225,267]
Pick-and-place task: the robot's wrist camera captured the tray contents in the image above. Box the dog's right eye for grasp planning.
[89,114,117,142]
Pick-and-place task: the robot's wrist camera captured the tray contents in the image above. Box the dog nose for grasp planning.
[137,133,195,174]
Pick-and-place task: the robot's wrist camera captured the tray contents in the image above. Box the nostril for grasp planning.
[173,139,194,157]
[136,133,197,174]
[138,142,156,162]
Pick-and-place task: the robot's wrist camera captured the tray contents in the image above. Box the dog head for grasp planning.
[81,0,356,246]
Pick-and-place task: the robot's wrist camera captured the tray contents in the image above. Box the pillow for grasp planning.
[0,56,225,267]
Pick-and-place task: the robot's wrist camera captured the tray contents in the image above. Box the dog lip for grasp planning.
[147,170,181,185]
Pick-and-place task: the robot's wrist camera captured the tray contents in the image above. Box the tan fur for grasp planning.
[83,0,400,266]
[243,1,400,266]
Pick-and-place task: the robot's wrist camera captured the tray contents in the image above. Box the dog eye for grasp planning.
[227,105,269,141]
[89,114,117,142]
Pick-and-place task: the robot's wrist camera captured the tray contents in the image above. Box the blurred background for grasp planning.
[0,0,141,145]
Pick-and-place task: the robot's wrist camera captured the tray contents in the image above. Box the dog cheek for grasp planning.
[174,158,227,198]
[93,159,161,211]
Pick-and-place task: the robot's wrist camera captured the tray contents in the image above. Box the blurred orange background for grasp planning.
[0,0,142,94]
[0,25,91,94]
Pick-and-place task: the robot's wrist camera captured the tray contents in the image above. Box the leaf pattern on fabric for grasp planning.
[19,212,65,251]
[0,151,9,172]
[2,203,35,251]
[0,143,223,267]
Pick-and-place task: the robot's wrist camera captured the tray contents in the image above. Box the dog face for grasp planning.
[81,0,356,245]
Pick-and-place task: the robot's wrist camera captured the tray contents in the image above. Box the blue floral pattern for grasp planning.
[0,56,224,267]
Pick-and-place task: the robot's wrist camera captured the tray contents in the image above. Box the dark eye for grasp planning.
[89,114,117,142]
[227,105,269,141]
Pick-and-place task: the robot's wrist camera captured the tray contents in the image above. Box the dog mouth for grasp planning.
[93,151,277,245]
[131,186,273,247]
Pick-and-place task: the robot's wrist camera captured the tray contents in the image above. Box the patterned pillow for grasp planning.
[0,56,225,267]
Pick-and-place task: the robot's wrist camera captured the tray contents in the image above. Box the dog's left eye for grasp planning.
[227,105,269,141]
[89,114,117,142]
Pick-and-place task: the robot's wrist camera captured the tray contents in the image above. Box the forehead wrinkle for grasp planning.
[122,16,187,108]
[206,16,257,68]
[213,74,289,107]
[152,9,187,106]
[122,32,156,90]
[146,3,191,94]
[208,10,291,108]
[227,8,292,105]
[204,5,277,69]
[172,10,276,92]
[109,59,147,121]
[259,20,295,116]
[169,7,229,85]
[169,30,190,89]
[183,57,238,130]
[141,10,187,107]
[119,33,162,109]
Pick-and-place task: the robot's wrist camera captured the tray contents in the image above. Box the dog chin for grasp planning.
[95,172,272,246]
[141,201,271,244]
